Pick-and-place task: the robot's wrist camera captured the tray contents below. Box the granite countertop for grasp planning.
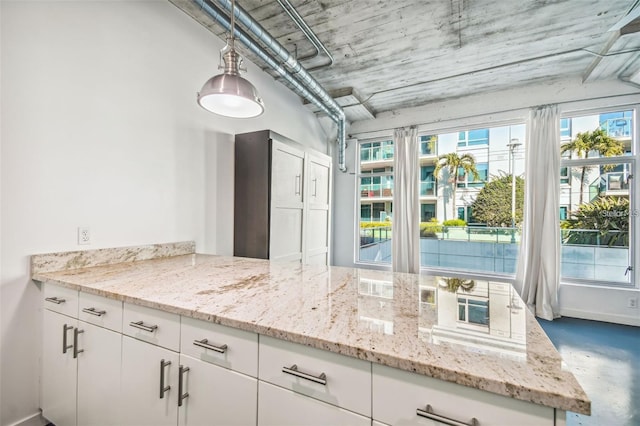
[31,244,590,415]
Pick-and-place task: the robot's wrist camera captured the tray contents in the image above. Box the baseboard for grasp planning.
[560,308,640,326]
[7,412,47,426]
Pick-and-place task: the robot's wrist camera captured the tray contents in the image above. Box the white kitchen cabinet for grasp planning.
[76,321,122,426]
[372,363,558,426]
[42,284,124,426]
[258,381,370,426]
[259,335,371,418]
[177,354,257,426]
[42,309,77,426]
[234,129,331,265]
[120,335,180,426]
[178,316,258,426]
[304,152,331,265]
[270,140,306,262]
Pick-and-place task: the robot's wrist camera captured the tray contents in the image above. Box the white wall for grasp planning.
[0,1,327,424]
[334,78,640,326]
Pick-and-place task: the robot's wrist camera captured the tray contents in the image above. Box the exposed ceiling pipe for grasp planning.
[275,0,334,71]
[213,0,347,172]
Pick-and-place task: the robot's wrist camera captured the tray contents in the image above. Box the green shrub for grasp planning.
[420,218,442,238]
[360,222,392,229]
[443,219,466,227]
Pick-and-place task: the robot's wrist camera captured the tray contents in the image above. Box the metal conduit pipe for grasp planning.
[215,0,347,172]
[275,0,334,71]
[195,0,339,123]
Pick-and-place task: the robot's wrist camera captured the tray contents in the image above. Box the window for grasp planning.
[420,165,436,196]
[457,297,489,327]
[358,139,394,264]
[361,140,394,162]
[559,206,568,221]
[559,109,635,285]
[420,123,525,275]
[560,166,569,185]
[457,162,488,188]
[420,135,437,155]
[458,129,489,147]
[560,118,571,139]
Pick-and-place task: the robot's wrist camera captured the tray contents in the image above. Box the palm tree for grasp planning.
[561,128,624,205]
[434,153,480,220]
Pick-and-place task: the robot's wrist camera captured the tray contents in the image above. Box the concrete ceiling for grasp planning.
[170,0,640,123]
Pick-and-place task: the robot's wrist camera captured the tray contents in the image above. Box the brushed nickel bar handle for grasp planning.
[193,338,227,354]
[73,328,84,359]
[62,324,73,354]
[159,359,172,399]
[46,297,65,305]
[82,307,106,317]
[313,178,318,197]
[295,174,301,195]
[178,365,190,407]
[129,320,158,333]
[416,405,479,426]
[282,364,327,385]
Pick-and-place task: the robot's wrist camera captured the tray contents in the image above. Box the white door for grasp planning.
[42,309,77,426]
[257,381,370,426]
[270,140,305,262]
[120,336,179,426]
[304,153,331,265]
[76,321,122,426]
[178,354,257,426]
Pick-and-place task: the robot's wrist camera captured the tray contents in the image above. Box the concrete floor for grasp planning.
[539,317,640,426]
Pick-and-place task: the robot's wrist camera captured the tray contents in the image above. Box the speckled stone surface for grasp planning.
[31,241,195,274]
[32,253,590,415]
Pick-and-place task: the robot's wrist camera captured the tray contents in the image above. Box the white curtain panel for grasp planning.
[392,127,420,273]
[515,105,561,321]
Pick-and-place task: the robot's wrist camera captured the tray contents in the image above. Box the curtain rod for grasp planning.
[349,91,640,138]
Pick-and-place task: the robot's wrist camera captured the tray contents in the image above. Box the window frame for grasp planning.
[559,105,637,288]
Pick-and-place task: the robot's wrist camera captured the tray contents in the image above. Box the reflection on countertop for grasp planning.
[356,271,526,361]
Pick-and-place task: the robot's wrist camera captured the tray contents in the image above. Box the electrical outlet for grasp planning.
[628,297,638,309]
[78,227,91,245]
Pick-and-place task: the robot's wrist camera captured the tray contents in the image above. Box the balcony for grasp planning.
[590,171,630,198]
[359,227,630,284]
[360,184,393,199]
[420,181,437,197]
[602,118,632,139]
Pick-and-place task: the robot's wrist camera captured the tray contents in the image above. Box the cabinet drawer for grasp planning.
[181,316,258,377]
[372,364,555,426]
[43,284,78,317]
[258,381,370,426]
[78,292,123,332]
[123,303,180,351]
[258,336,371,417]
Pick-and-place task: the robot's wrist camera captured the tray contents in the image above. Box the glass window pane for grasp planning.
[559,109,634,286]
[420,123,525,275]
[358,139,393,264]
[560,163,631,284]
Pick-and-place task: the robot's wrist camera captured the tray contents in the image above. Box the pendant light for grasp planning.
[197,0,264,118]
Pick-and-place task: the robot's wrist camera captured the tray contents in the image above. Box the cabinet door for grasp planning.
[42,310,77,426]
[76,321,122,426]
[120,336,179,426]
[271,140,305,207]
[372,364,555,426]
[258,381,370,426]
[178,354,257,426]
[304,153,331,265]
[271,141,305,262]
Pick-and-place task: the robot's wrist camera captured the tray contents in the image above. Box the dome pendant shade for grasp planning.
[197,0,264,119]
[197,73,264,118]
